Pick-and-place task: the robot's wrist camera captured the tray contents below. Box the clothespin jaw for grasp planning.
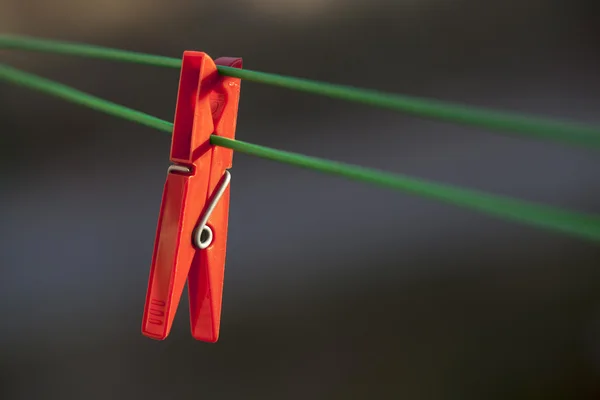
[142,51,242,342]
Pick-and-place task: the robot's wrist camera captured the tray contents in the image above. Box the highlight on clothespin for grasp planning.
[141,51,242,342]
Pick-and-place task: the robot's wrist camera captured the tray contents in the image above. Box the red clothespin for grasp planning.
[141,51,242,342]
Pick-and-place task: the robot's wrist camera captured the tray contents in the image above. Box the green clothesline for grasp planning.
[2,34,600,149]
[1,62,599,243]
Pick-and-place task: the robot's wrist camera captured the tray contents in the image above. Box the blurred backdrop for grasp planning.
[1,0,600,398]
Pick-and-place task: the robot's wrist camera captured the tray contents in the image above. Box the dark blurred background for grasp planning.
[1,0,600,398]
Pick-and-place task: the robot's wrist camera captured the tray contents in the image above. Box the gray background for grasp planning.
[1,0,599,398]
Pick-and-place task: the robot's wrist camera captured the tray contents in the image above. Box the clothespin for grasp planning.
[141,51,242,342]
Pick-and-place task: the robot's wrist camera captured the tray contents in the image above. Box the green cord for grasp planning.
[2,34,600,149]
[2,63,599,243]
[217,66,600,150]
[0,63,173,132]
[213,135,600,242]
[0,34,181,68]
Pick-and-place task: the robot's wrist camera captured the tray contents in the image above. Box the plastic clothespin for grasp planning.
[141,51,242,342]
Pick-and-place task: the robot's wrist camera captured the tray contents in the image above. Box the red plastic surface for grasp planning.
[142,52,242,342]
